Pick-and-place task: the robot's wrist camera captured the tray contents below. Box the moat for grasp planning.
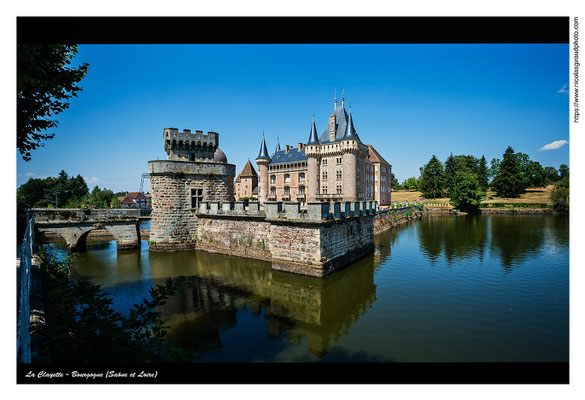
[50,215,569,362]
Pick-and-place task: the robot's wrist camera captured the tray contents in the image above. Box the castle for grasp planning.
[239,95,392,206]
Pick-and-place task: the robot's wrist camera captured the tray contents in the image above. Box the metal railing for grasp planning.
[17,213,34,363]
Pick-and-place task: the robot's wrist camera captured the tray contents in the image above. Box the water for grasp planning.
[51,214,569,362]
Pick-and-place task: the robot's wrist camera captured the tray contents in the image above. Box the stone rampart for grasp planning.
[193,200,377,277]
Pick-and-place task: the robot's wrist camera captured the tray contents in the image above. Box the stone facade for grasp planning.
[149,127,236,252]
[256,96,392,206]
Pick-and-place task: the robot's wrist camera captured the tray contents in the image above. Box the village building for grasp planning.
[234,160,258,200]
[119,191,151,209]
[253,95,392,206]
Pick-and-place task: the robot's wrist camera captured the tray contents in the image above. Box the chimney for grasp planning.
[298,143,304,150]
[329,114,336,142]
[285,145,292,153]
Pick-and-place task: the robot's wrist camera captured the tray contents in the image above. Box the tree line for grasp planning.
[17,170,127,210]
[393,147,569,213]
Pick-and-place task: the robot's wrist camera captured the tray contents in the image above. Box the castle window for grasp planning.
[190,188,203,209]
[299,173,305,184]
[190,153,195,161]
[336,169,342,180]
[284,174,290,184]
[336,157,342,164]
[270,187,276,196]
[284,186,290,198]
[299,185,305,195]
[270,175,276,184]
[336,184,342,194]
[322,185,328,194]
[322,171,328,181]
[322,159,327,165]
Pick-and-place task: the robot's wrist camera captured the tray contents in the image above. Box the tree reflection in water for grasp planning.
[417,215,568,271]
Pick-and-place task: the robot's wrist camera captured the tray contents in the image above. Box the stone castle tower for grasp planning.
[148,128,235,251]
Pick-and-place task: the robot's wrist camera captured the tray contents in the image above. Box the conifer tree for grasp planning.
[477,155,488,192]
[491,146,524,198]
[419,155,445,199]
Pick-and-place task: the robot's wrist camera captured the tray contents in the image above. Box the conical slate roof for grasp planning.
[256,134,271,161]
[307,115,320,145]
[274,136,281,155]
[342,106,359,140]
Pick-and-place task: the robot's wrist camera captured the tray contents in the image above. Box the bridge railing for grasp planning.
[17,213,34,363]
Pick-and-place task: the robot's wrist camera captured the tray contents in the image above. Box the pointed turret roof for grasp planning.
[235,159,258,183]
[342,105,359,140]
[256,133,271,161]
[307,114,320,145]
[274,136,281,155]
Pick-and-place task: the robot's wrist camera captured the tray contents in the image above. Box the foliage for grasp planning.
[515,152,546,188]
[488,158,501,183]
[37,246,194,362]
[401,177,419,191]
[419,155,445,199]
[550,176,569,213]
[544,166,559,185]
[449,171,485,213]
[477,156,489,192]
[17,44,89,161]
[559,164,569,180]
[444,154,479,194]
[391,173,401,190]
[111,196,121,208]
[238,196,258,202]
[491,147,525,198]
[17,170,89,209]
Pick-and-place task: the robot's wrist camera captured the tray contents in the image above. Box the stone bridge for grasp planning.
[32,208,141,252]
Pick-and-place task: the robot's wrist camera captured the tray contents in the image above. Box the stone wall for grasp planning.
[373,206,423,235]
[196,216,272,261]
[148,159,235,251]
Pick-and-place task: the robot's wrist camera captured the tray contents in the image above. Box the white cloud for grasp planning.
[25,172,37,177]
[84,176,103,185]
[557,83,569,94]
[539,140,568,151]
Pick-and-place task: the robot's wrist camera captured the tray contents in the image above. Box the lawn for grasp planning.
[391,185,553,206]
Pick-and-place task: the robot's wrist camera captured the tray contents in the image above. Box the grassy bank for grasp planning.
[391,186,554,209]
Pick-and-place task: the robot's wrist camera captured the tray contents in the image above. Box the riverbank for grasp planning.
[374,207,424,235]
[39,229,150,242]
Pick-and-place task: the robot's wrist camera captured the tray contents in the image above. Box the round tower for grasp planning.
[341,106,359,202]
[306,114,321,202]
[255,133,271,204]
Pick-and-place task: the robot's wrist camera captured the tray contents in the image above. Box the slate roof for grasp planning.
[256,135,271,160]
[318,105,361,144]
[269,147,307,165]
[307,116,320,145]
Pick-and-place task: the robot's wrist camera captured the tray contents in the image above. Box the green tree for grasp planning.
[444,154,479,194]
[515,153,546,188]
[550,176,569,213]
[559,164,569,179]
[477,155,489,192]
[17,44,89,161]
[488,158,501,184]
[450,171,486,213]
[390,173,401,190]
[419,155,445,199]
[491,147,525,198]
[402,177,419,191]
[544,166,559,184]
[111,196,121,208]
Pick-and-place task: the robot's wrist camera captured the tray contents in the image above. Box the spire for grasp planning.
[256,132,271,161]
[342,104,359,140]
[274,135,281,155]
[307,113,320,145]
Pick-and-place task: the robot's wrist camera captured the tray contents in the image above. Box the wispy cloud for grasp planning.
[25,172,37,177]
[557,83,569,94]
[84,176,103,185]
[539,140,568,151]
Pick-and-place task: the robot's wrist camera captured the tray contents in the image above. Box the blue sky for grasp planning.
[16,44,569,192]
